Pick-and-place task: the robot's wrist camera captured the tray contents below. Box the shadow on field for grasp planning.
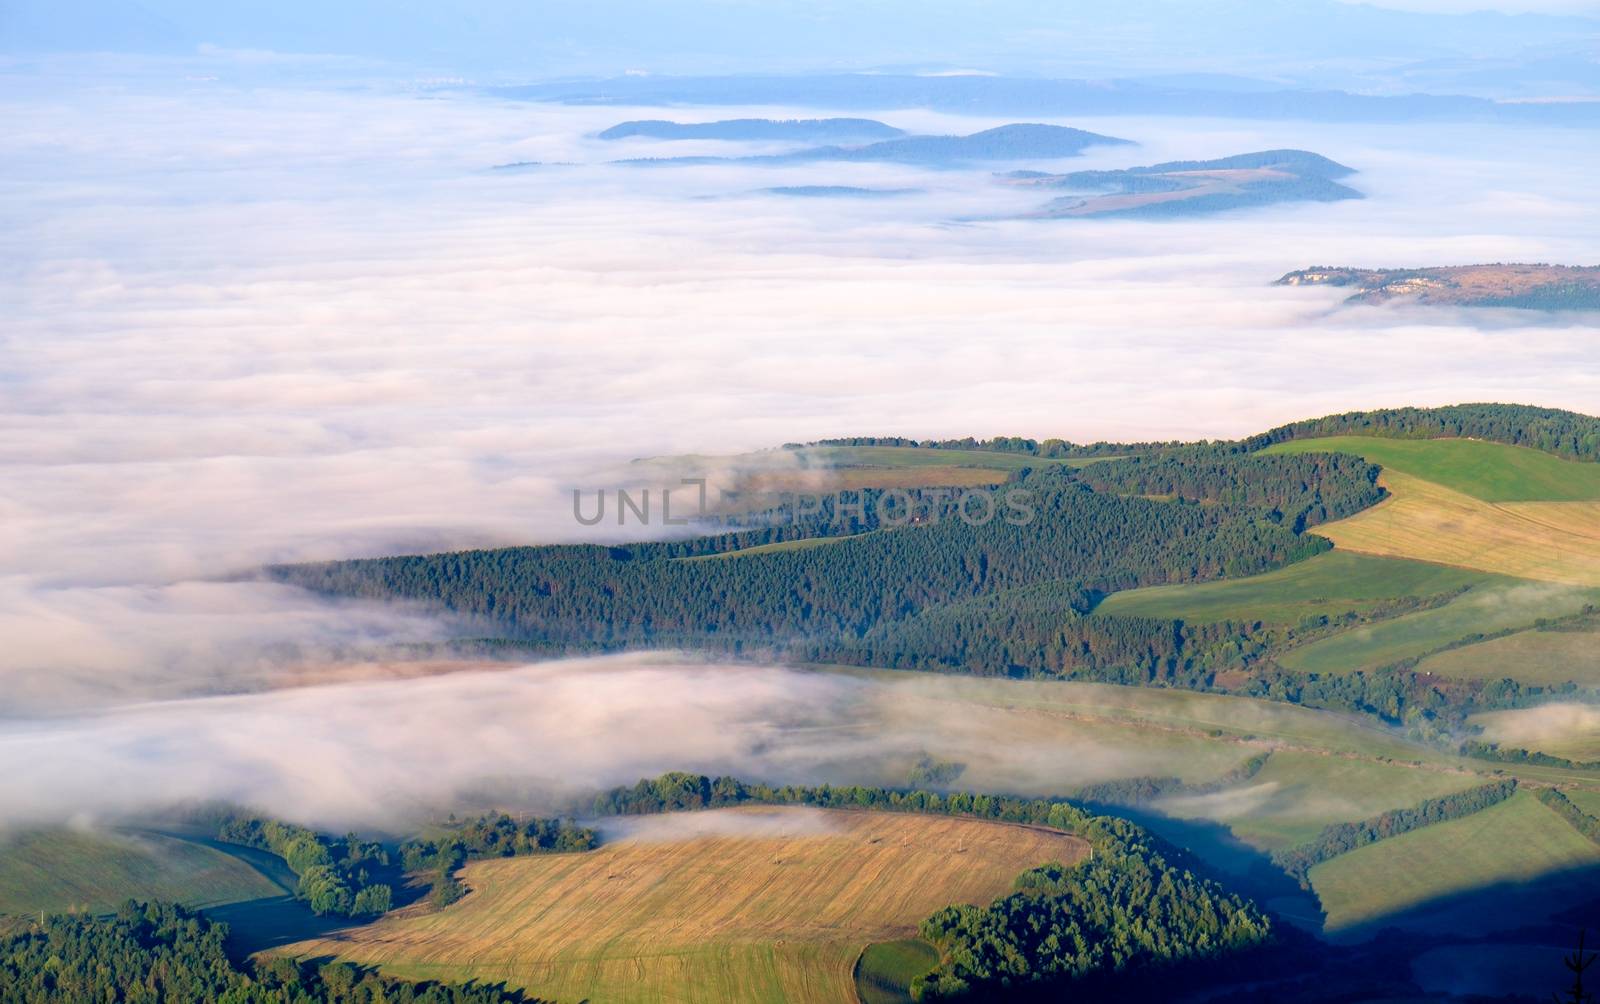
[1086,804,1327,932]
[1330,860,1600,944]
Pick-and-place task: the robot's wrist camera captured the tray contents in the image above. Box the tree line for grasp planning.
[1072,752,1272,807]
[398,814,597,907]
[1270,779,1518,886]
[0,900,540,1003]
[1537,789,1600,847]
[810,403,1600,466]
[215,813,394,918]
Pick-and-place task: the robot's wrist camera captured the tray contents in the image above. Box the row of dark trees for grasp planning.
[398,814,597,906]
[1538,789,1600,847]
[1270,779,1519,885]
[813,403,1600,465]
[1072,752,1272,807]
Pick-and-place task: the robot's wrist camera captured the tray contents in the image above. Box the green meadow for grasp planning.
[1280,580,1600,675]
[1418,628,1600,686]
[1308,791,1600,935]
[0,829,282,916]
[1094,550,1500,624]
[1265,436,1600,502]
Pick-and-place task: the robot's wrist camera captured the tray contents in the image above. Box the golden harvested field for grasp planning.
[285,807,1083,1004]
[1306,470,1600,586]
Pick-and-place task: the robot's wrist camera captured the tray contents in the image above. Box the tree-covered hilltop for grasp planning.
[1244,403,1600,463]
[808,403,1600,465]
[1276,264,1600,310]
[213,812,395,918]
[271,452,1377,654]
[597,117,905,142]
[592,773,1272,1002]
[0,900,540,1003]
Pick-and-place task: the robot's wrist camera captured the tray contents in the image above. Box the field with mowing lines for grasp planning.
[286,807,1082,1004]
[1278,470,1600,587]
[1418,628,1600,685]
[1094,551,1499,624]
[1280,578,1600,675]
[1154,751,1483,850]
[1265,436,1600,502]
[1308,791,1600,936]
[0,829,282,916]
[1469,704,1600,761]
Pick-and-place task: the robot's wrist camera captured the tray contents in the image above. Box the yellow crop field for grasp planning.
[284,807,1084,1004]
[1307,470,1600,587]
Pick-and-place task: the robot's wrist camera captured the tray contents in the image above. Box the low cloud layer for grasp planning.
[0,654,1261,832]
[1,60,1598,826]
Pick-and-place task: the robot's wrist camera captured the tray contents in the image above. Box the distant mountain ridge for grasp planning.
[618,123,1132,168]
[598,118,906,141]
[1008,149,1360,219]
[1277,264,1600,309]
[494,74,1600,127]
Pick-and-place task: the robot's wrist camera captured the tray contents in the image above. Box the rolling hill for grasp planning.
[1264,439,1600,587]
[1008,149,1362,219]
[598,118,906,142]
[616,123,1132,167]
[1277,264,1600,309]
[0,829,283,916]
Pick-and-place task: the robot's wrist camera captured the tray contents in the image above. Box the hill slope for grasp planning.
[1008,149,1362,219]
[1278,264,1600,309]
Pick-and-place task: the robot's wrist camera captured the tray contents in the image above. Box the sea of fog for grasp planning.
[2,58,1598,828]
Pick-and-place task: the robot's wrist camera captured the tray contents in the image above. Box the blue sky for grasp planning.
[5,0,1597,87]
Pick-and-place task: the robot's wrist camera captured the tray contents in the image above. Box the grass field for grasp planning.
[1279,470,1600,587]
[1280,578,1600,675]
[286,807,1081,1004]
[1418,629,1600,686]
[1562,788,1600,817]
[1308,791,1600,936]
[855,938,940,1004]
[831,667,1441,765]
[1469,704,1600,762]
[1154,751,1483,850]
[1265,437,1600,503]
[0,829,282,916]
[1093,551,1500,624]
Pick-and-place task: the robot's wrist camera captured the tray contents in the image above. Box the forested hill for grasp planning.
[1243,403,1600,462]
[597,118,905,141]
[271,452,1379,676]
[810,403,1600,465]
